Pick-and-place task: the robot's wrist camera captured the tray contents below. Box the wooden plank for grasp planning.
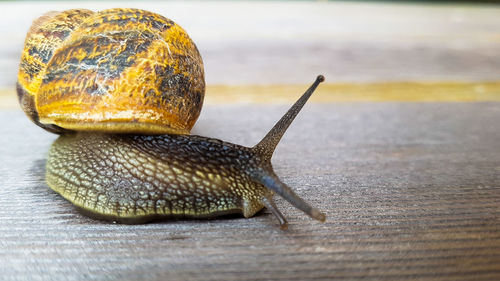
[1,1,500,87]
[1,102,499,280]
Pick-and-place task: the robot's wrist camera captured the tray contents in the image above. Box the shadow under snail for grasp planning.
[17,8,326,229]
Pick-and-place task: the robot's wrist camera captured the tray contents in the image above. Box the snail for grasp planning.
[17,8,326,229]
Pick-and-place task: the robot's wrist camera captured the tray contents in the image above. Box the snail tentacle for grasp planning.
[248,75,326,226]
[253,75,325,160]
[250,167,326,223]
[260,196,288,229]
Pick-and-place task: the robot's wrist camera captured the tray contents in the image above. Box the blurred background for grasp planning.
[1,0,499,107]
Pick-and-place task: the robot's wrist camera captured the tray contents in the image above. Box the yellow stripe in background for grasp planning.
[1,81,500,109]
[205,81,500,104]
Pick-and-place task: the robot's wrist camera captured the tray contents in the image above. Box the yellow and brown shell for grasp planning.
[17,8,205,134]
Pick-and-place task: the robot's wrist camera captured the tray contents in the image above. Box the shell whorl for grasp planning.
[18,8,205,134]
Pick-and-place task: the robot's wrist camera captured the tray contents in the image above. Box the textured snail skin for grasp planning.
[46,133,271,223]
[45,76,327,228]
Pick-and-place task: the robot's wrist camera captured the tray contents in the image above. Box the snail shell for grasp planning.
[17,8,204,135]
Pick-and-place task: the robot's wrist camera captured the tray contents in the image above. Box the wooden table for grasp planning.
[1,102,499,280]
[1,2,500,281]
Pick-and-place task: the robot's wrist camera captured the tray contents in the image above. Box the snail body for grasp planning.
[18,8,325,228]
[48,133,275,223]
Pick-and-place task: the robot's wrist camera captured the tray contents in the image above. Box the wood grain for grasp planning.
[1,102,499,281]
